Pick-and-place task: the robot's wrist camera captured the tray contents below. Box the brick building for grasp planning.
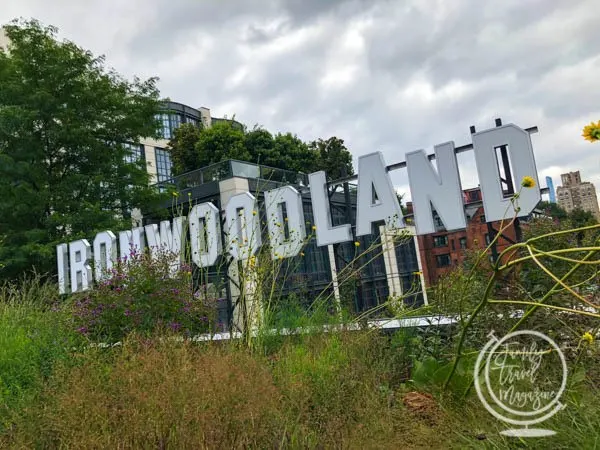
[406,187,519,286]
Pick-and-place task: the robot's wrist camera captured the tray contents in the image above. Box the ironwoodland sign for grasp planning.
[57,124,541,294]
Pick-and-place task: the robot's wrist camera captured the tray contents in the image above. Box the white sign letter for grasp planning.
[406,142,466,235]
[69,239,92,293]
[308,171,352,246]
[56,243,70,295]
[265,185,306,258]
[356,152,404,236]
[144,217,186,273]
[225,192,261,260]
[119,227,145,260]
[93,231,117,281]
[472,124,541,221]
[189,202,222,268]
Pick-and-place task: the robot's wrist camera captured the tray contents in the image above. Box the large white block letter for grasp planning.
[93,231,117,281]
[69,239,92,293]
[472,124,541,222]
[308,171,352,246]
[189,202,222,268]
[144,217,186,273]
[406,142,466,235]
[356,152,404,236]
[225,192,261,260]
[265,185,306,258]
[119,227,145,260]
[56,243,70,295]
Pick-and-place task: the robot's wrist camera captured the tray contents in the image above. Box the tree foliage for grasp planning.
[0,19,164,280]
[168,121,354,180]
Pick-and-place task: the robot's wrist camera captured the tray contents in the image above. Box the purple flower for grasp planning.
[77,327,88,334]
[169,322,182,331]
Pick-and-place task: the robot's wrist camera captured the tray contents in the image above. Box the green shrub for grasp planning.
[0,280,77,430]
[71,249,216,342]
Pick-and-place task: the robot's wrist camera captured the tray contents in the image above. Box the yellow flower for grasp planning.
[300,252,305,257]
[311,225,317,231]
[354,241,360,247]
[582,331,594,345]
[413,271,422,276]
[172,191,179,197]
[284,217,289,222]
[252,210,257,216]
[582,120,600,142]
[521,176,536,188]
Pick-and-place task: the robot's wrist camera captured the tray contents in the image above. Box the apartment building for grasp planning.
[131,101,243,184]
[556,171,600,220]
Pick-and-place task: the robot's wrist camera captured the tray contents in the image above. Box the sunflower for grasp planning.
[521,176,536,188]
[582,120,600,142]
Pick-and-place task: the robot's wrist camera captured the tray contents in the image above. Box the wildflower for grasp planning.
[582,331,594,345]
[354,241,360,247]
[300,252,305,257]
[172,191,179,197]
[312,225,317,231]
[284,217,289,222]
[252,210,257,216]
[582,120,600,142]
[521,176,535,188]
[413,271,422,276]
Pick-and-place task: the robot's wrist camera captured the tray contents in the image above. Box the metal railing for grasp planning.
[154,160,309,192]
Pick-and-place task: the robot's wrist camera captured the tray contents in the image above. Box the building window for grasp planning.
[436,254,451,267]
[459,237,467,249]
[451,239,455,251]
[480,215,486,223]
[156,113,171,139]
[123,143,145,164]
[485,233,492,245]
[155,147,172,182]
[469,191,479,202]
[433,235,448,248]
[171,113,182,132]
[186,116,199,126]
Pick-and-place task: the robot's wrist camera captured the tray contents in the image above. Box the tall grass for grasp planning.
[0,276,78,431]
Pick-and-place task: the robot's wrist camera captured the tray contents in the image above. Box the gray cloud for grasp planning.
[2,0,600,201]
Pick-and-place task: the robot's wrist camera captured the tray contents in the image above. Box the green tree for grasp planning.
[0,19,163,280]
[568,207,597,228]
[168,122,203,176]
[244,126,276,167]
[195,121,250,168]
[536,201,568,221]
[272,132,317,174]
[308,137,354,180]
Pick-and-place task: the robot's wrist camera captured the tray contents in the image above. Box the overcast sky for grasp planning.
[2,0,600,201]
